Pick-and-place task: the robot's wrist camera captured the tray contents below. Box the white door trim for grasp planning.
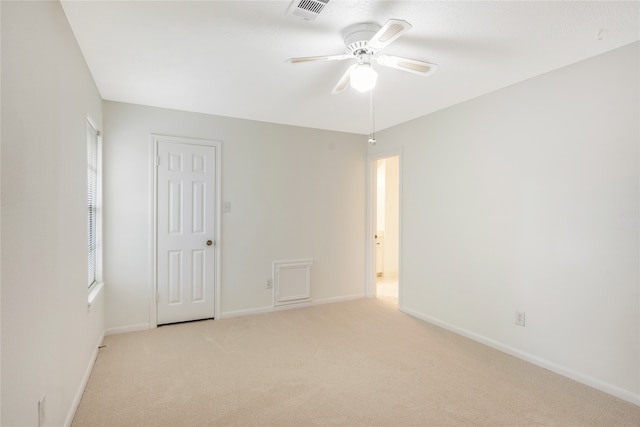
[150,134,222,328]
[366,149,403,307]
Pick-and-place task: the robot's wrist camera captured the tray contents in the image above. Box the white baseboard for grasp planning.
[220,301,317,318]
[64,330,105,427]
[104,323,150,336]
[220,294,366,319]
[219,305,275,318]
[313,293,365,305]
[400,306,640,407]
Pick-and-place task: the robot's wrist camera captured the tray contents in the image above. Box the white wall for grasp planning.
[371,42,640,403]
[1,1,104,425]
[0,3,4,421]
[103,101,366,330]
[383,156,399,276]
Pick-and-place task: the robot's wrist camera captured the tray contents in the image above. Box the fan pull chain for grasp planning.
[368,88,376,145]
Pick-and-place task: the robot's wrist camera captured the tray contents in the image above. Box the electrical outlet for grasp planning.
[266,279,272,289]
[38,394,46,427]
[515,311,526,326]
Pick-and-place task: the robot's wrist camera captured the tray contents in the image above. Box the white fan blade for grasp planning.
[367,19,412,51]
[287,54,351,64]
[332,64,356,94]
[376,55,437,76]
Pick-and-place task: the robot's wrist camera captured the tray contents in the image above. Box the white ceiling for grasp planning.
[61,1,639,135]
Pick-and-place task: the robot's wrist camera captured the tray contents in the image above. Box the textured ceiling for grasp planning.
[61,1,640,135]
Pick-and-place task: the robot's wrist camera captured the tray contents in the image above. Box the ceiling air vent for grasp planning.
[288,0,329,21]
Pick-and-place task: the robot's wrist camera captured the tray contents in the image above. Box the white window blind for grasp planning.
[87,122,99,288]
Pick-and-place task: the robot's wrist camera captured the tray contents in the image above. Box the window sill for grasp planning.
[88,281,104,311]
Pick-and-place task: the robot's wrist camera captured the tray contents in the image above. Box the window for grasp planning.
[87,120,101,289]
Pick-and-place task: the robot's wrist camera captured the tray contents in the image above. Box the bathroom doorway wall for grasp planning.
[373,155,399,301]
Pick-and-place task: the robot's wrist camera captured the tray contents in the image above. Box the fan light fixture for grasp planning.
[287,19,438,95]
[350,62,377,92]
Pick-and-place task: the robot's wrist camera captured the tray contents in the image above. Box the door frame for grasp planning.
[150,134,222,328]
[366,149,403,306]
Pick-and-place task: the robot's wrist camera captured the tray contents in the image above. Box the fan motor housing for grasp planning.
[344,23,381,55]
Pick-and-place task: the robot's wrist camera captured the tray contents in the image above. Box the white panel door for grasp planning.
[157,141,216,324]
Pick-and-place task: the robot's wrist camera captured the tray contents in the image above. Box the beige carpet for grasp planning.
[73,298,640,426]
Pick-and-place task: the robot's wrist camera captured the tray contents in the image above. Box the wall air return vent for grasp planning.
[288,0,329,21]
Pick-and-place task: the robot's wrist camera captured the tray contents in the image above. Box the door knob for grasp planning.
[206,240,213,246]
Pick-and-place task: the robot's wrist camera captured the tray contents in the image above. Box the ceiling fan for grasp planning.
[287,19,437,94]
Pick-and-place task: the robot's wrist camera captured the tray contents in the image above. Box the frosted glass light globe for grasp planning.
[350,63,378,92]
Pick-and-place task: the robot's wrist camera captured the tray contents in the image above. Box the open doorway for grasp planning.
[374,155,400,301]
